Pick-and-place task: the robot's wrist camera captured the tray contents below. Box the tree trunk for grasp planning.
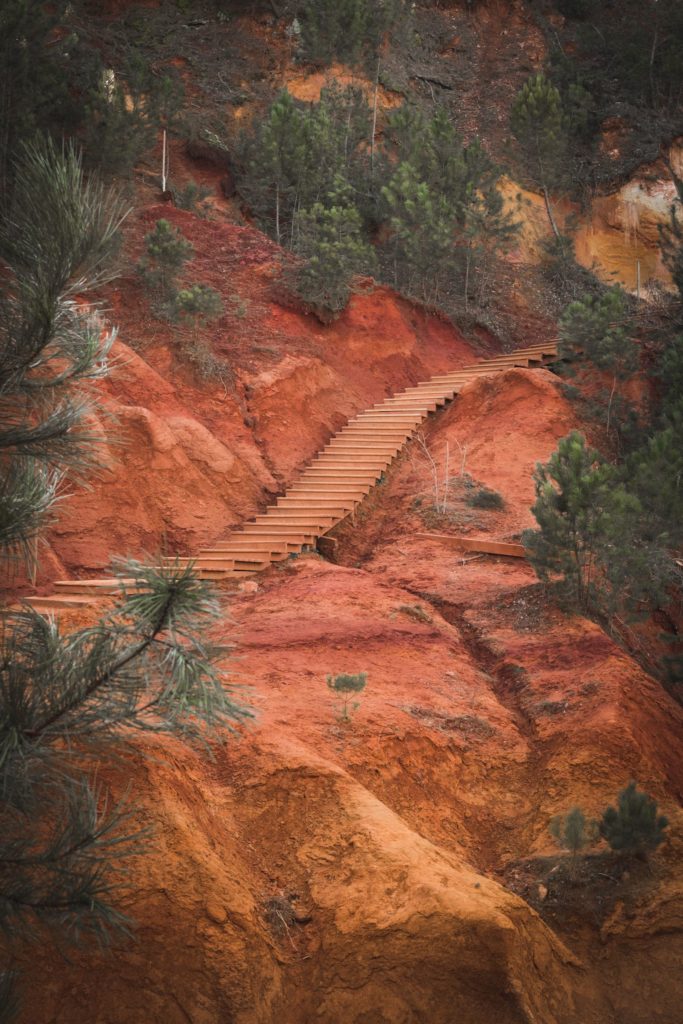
[275,183,281,247]
[606,373,617,435]
[370,59,380,174]
[543,184,561,240]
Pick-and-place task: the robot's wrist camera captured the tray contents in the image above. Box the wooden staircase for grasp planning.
[24,344,557,613]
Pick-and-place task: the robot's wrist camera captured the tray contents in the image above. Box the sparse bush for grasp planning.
[264,894,297,937]
[180,339,232,388]
[138,218,193,297]
[466,486,505,510]
[539,233,600,304]
[397,604,432,624]
[326,671,367,721]
[600,782,669,860]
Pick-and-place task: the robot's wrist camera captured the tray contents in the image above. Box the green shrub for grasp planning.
[173,283,224,335]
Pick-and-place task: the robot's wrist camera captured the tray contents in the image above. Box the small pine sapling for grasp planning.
[600,782,669,860]
[173,284,224,338]
[326,672,367,721]
[549,807,598,876]
[138,218,193,297]
[173,179,213,217]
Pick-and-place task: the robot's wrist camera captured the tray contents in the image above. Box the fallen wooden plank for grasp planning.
[416,534,527,558]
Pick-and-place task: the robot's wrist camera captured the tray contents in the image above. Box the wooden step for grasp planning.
[198,552,288,566]
[258,512,343,523]
[378,401,441,411]
[337,429,414,438]
[240,525,318,539]
[314,453,392,463]
[204,537,307,550]
[251,514,341,526]
[325,440,404,451]
[288,487,370,498]
[384,390,456,400]
[25,594,103,611]
[201,541,299,554]
[312,460,391,471]
[417,533,527,558]
[54,578,129,595]
[276,497,359,509]
[352,415,422,425]
[169,558,236,571]
[301,466,383,476]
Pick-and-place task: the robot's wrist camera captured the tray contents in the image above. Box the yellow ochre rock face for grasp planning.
[502,141,683,295]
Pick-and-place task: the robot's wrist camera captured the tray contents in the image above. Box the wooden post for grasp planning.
[161,129,168,193]
[636,258,641,301]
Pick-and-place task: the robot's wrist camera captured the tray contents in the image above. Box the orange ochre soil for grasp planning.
[6,6,683,1018]
[17,348,683,1021]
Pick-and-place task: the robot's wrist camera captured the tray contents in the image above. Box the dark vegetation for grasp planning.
[236,84,517,318]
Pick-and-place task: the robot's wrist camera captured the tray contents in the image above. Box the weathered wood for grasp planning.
[416,534,527,558]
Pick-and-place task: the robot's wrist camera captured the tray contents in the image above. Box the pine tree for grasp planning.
[0,138,127,572]
[241,90,309,246]
[549,807,598,875]
[559,287,638,434]
[522,432,644,614]
[0,560,250,1016]
[628,405,683,547]
[0,137,250,1019]
[659,203,683,302]
[600,782,669,859]
[510,73,568,237]
[300,0,406,67]
[0,2,100,196]
[83,52,184,179]
[658,335,683,418]
[306,82,372,212]
[381,162,456,304]
[138,219,194,298]
[240,84,372,247]
[380,107,517,306]
[290,178,376,319]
